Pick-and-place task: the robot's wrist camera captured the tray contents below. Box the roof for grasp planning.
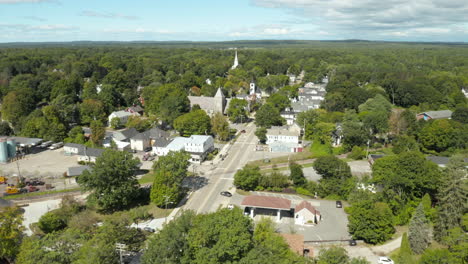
[295,201,320,215]
[267,126,300,137]
[110,110,133,118]
[241,195,291,210]
[166,137,191,152]
[420,110,453,119]
[67,165,91,177]
[153,137,173,148]
[132,127,169,141]
[64,143,85,149]
[113,128,139,141]
[188,135,212,145]
[214,88,225,98]
[10,137,43,147]
[77,147,105,158]
[369,154,385,160]
[127,105,143,112]
[426,156,450,165]
[188,96,223,113]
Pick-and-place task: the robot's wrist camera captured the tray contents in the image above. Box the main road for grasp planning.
[183,122,260,213]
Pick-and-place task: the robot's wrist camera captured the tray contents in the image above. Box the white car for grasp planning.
[378,257,394,264]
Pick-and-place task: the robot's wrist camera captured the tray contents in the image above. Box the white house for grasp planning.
[108,110,133,126]
[76,147,104,163]
[155,135,214,164]
[130,127,169,151]
[266,125,300,144]
[294,201,321,225]
[280,108,296,125]
[64,143,85,155]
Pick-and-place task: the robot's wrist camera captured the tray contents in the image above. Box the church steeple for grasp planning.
[231,49,239,70]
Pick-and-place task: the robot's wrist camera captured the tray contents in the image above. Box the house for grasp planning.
[368,154,386,165]
[242,195,292,222]
[269,142,303,153]
[462,87,468,98]
[126,105,144,116]
[104,128,139,151]
[294,201,321,225]
[416,110,452,121]
[155,135,214,164]
[280,108,296,125]
[425,156,468,168]
[108,110,133,126]
[188,88,231,116]
[67,165,91,177]
[77,147,105,163]
[266,125,301,144]
[130,127,170,151]
[64,143,85,155]
[153,137,173,156]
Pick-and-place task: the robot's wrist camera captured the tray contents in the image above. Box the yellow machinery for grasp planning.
[5,186,20,195]
[0,176,7,184]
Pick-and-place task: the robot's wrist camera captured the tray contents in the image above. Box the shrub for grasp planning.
[38,211,67,233]
[296,187,313,197]
[348,146,366,160]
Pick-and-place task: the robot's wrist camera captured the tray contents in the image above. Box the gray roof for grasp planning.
[421,110,453,119]
[77,147,105,158]
[188,135,213,144]
[64,143,85,149]
[132,127,169,141]
[267,126,300,137]
[153,137,173,148]
[110,110,133,118]
[67,165,91,177]
[113,128,139,141]
[127,105,144,113]
[426,156,450,165]
[10,137,43,147]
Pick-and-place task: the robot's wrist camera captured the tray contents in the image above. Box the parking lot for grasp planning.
[231,191,351,241]
[1,148,78,178]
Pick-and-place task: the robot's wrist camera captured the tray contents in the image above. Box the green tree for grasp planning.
[0,207,24,263]
[64,126,86,144]
[79,99,107,124]
[37,211,67,234]
[1,89,36,126]
[313,155,352,179]
[408,203,431,254]
[125,115,153,132]
[143,83,189,125]
[234,165,261,191]
[188,208,253,264]
[255,127,267,144]
[0,121,13,136]
[397,232,413,264]
[317,247,349,264]
[296,109,319,129]
[142,210,196,264]
[392,135,419,154]
[419,248,461,264]
[150,151,191,207]
[77,149,140,212]
[342,110,370,150]
[174,109,211,136]
[226,98,248,123]
[255,103,283,128]
[451,106,468,124]
[109,117,121,129]
[289,162,306,186]
[210,112,230,141]
[348,201,395,244]
[90,120,105,146]
[418,119,467,153]
[266,93,290,111]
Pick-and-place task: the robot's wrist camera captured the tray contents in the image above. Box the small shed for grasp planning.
[294,201,321,225]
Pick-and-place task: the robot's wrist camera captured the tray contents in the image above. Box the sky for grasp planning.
[0,0,467,42]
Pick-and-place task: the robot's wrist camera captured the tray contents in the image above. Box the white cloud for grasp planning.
[0,0,53,3]
[251,0,468,40]
[80,10,139,20]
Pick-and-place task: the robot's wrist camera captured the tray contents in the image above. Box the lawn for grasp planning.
[247,148,313,167]
[3,187,81,200]
[138,173,155,185]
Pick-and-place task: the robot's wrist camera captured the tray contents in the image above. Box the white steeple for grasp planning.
[231,49,239,70]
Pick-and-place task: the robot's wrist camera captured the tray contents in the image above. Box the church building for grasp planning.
[188,88,230,116]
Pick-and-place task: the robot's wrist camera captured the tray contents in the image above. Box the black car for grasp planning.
[220,191,232,197]
[144,147,152,152]
[349,240,357,246]
[336,201,342,208]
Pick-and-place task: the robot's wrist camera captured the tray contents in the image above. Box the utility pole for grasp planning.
[366,140,370,159]
[116,243,127,264]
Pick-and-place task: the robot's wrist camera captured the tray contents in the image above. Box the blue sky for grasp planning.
[0,0,467,42]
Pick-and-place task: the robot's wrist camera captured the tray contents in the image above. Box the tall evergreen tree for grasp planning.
[434,159,467,242]
[289,162,306,186]
[408,203,430,254]
[397,232,412,264]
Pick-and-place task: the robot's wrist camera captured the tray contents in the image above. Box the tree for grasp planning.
[451,106,468,123]
[434,159,467,242]
[38,211,67,234]
[418,119,467,153]
[143,83,189,125]
[90,120,105,146]
[341,110,370,150]
[255,127,267,144]
[0,121,13,136]
[65,126,86,144]
[226,98,248,123]
[234,165,261,191]
[0,207,24,263]
[289,162,306,186]
[109,117,121,129]
[348,201,395,244]
[317,247,349,264]
[125,115,153,132]
[296,109,319,129]
[210,112,230,141]
[419,249,461,264]
[150,151,191,207]
[397,232,413,264]
[142,210,196,264]
[174,109,211,137]
[77,149,140,212]
[408,203,430,254]
[313,156,352,179]
[1,89,36,126]
[188,208,253,264]
[266,93,290,111]
[255,103,284,128]
[372,152,440,210]
[79,99,106,124]
[392,135,419,154]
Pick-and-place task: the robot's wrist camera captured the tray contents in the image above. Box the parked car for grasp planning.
[144,147,152,152]
[40,141,53,148]
[336,201,342,208]
[349,240,357,246]
[220,191,232,197]
[240,130,246,133]
[49,142,63,150]
[378,257,394,264]
[143,227,155,233]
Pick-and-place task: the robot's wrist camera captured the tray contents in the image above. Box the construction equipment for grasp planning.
[0,176,7,184]
[5,186,21,195]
